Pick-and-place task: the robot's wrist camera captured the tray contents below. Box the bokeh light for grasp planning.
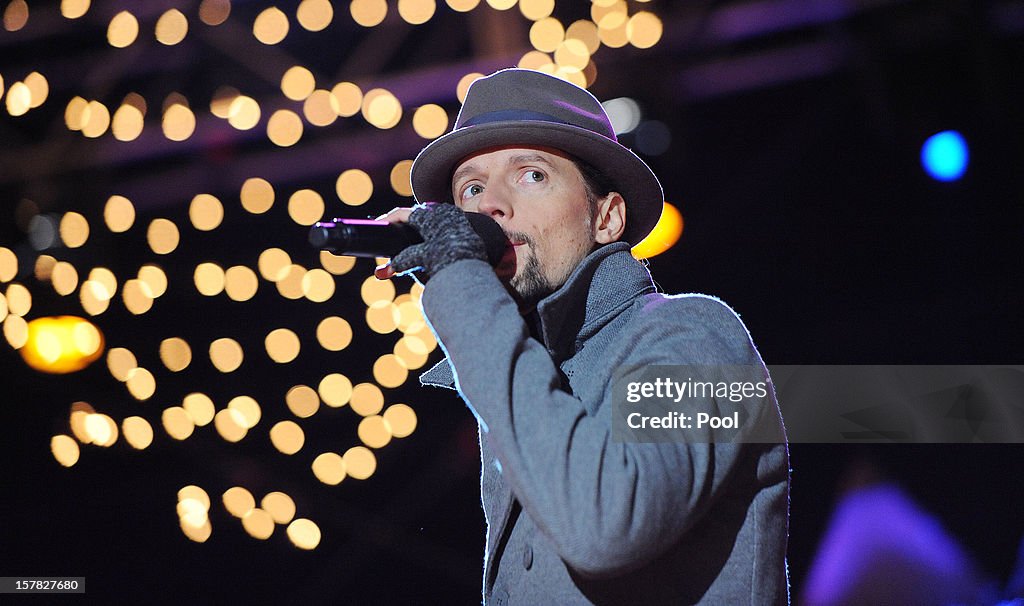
[287,519,321,550]
[223,487,256,518]
[286,385,320,418]
[225,266,259,301]
[318,373,353,408]
[383,403,418,438]
[281,66,316,101]
[199,0,230,26]
[275,265,307,299]
[262,492,296,524]
[228,396,261,429]
[288,189,325,225]
[312,452,346,485]
[61,0,90,20]
[209,337,244,373]
[122,416,154,449]
[350,383,384,416]
[373,354,409,388]
[331,82,363,117]
[241,178,275,214]
[267,109,304,146]
[258,248,292,281]
[361,89,402,129]
[253,7,289,45]
[456,73,483,103]
[627,11,663,49]
[126,367,156,400]
[162,406,196,440]
[358,415,392,448]
[104,195,135,233]
[51,435,80,467]
[350,0,388,27]
[297,0,333,31]
[301,268,335,302]
[316,316,352,351]
[530,17,564,53]
[398,0,436,25]
[194,262,226,296]
[228,96,261,130]
[214,408,248,442]
[189,194,224,231]
[412,104,449,139]
[446,0,480,11]
[336,169,374,206]
[265,328,300,363]
[270,420,305,454]
[343,446,377,479]
[319,251,356,275]
[138,265,168,298]
[304,90,339,126]
[106,347,138,382]
[921,130,969,182]
[631,202,683,259]
[183,393,216,427]
[147,219,180,255]
[160,337,193,372]
[107,11,139,48]
[19,316,104,374]
[155,9,189,45]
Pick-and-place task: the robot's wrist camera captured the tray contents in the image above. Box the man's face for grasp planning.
[450,145,597,306]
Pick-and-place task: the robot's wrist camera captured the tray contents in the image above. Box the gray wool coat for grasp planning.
[420,242,790,605]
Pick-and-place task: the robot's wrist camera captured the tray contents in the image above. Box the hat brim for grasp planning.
[410,120,664,245]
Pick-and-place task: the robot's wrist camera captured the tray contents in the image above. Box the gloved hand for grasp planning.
[390,203,489,281]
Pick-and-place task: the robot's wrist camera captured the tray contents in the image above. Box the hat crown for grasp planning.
[454,69,618,142]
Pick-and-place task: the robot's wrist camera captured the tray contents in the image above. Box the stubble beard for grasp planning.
[504,230,555,310]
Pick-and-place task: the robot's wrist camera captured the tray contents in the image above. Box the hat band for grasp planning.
[461,109,567,128]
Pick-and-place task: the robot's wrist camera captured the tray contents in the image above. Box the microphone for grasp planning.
[309,212,509,267]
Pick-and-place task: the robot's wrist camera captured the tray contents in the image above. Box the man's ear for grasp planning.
[594,192,626,244]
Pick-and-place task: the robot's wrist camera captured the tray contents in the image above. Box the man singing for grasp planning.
[376,68,789,605]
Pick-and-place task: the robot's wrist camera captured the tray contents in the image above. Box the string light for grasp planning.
[350,0,388,27]
[241,178,275,214]
[297,0,333,32]
[107,11,139,48]
[60,0,91,20]
[267,109,303,146]
[2,80,29,117]
[199,0,231,26]
[4,0,673,553]
[281,66,316,101]
[155,9,189,45]
[253,7,289,45]
[398,0,436,25]
[331,82,362,117]
[183,393,216,426]
[287,519,321,549]
[270,420,305,454]
[446,0,480,12]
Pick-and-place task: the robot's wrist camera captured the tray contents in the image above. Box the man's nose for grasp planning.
[475,186,512,221]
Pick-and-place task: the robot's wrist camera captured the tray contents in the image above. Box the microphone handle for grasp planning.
[309,213,508,267]
[309,219,422,258]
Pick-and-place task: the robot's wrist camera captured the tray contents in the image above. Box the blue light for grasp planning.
[921,130,968,182]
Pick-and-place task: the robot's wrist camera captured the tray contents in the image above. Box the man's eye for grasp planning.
[523,170,545,183]
[461,184,483,199]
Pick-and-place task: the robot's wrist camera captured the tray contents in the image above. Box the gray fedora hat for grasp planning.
[410,68,664,245]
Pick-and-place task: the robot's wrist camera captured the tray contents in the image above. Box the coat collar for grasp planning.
[421,242,656,388]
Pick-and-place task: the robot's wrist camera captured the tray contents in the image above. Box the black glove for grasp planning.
[391,203,489,281]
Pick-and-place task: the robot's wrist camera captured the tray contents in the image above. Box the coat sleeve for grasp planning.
[421,258,773,578]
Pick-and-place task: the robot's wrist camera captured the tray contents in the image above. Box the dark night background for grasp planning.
[2,0,1023,603]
